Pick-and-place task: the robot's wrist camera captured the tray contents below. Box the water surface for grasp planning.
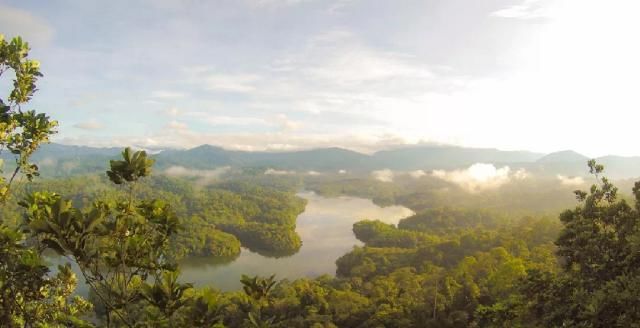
[179,192,414,290]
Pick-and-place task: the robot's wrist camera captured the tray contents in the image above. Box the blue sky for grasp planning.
[1,0,638,156]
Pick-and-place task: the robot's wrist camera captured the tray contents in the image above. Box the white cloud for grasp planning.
[0,5,54,46]
[73,120,104,130]
[249,0,314,7]
[164,166,231,185]
[327,0,357,14]
[37,157,56,167]
[293,30,436,88]
[137,30,456,151]
[260,143,297,151]
[557,174,585,186]
[205,73,261,93]
[27,0,640,158]
[165,120,188,130]
[57,129,408,154]
[307,170,321,176]
[408,170,426,179]
[372,169,394,182]
[265,168,296,175]
[491,0,551,20]
[432,163,515,192]
[513,168,530,180]
[338,169,347,174]
[164,107,181,117]
[199,115,266,127]
[403,0,640,157]
[151,90,186,99]
[273,114,302,132]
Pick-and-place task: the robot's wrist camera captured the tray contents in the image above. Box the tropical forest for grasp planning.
[1,1,639,327]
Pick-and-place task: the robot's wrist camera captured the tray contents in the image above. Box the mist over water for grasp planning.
[178,192,414,291]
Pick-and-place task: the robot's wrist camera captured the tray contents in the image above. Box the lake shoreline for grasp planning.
[178,191,414,291]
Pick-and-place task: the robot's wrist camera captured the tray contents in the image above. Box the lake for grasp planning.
[48,192,414,294]
[178,191,414,290]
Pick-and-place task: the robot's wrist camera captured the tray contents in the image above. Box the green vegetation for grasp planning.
[353,220,420,248]
[4,34,640,327]
[23,148,183,326]
[219,222,302,257]
[1,176,307,259]
[307,173,582,216]
[0,34,91,327]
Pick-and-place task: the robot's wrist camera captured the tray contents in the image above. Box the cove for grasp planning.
[178,191,414,291]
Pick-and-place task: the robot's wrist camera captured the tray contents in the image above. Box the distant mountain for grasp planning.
[527,150,592,178]
[371,145,543,170]
[15,143,640,179]
[1,143,122,177]
[520,151,640,179]
[536,150,589,163]
[155,144,543,171]
[156,145,238,168]
[14,143,122,161]
[596,156,640,179]
[155,146,369,171]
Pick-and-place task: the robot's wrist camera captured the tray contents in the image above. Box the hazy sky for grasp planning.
[1,0,638,156]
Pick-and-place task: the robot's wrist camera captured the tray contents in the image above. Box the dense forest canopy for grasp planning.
[3,34,640,328]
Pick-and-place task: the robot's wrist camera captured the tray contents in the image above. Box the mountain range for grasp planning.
[8,143,640,179]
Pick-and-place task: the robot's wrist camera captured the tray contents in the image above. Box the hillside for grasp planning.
[20,143,640,179]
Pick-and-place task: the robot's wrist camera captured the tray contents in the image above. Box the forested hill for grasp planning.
[18,143,640,179]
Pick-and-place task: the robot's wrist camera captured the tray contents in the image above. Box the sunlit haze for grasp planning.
[1,0,638,156]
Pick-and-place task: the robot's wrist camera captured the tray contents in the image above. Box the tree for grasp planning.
[241,274,278,327]
[0,34,91,327]
[0,34,57,201]
[523,160,640,327]
[23,148,189,327]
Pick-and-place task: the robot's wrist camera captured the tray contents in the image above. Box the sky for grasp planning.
[1,0,639,156]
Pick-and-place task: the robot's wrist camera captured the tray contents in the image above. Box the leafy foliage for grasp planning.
[519,162,640,327]
[0,34,90,327]
[0,34,57,201]
[3,33,639,327]
[23,148,188,327]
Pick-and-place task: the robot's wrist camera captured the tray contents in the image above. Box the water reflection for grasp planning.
[178,191,414,291]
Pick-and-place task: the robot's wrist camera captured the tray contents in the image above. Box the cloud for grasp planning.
[164,107,181,117]
[307,170,321,176]
[272,114,302,132]
[264,168,296,175]
[165,120,188,130]
[164,165,231,185]
[205,73,261,93]
[327,0,357,14]
[23,0,640,158]
[408,170,426,179]
[176,111,300,133]
[0,5,54,46]
[73,120,104,130]
[193,114,267,127]
[63,27,460,152]
[37,157,56,167]
[372,169,394,182]
[248,0,314,8]
[179,30,449,132]
[513,168,530,180]
[62,161,78,171]
[557,174,585,186]
[69,93,103,108]
[491,0,550,20]
[290,30,437,88]
[432,163,518,192]
[338,169,347,174]
[57,129,409,154]
[151,90,186,99]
